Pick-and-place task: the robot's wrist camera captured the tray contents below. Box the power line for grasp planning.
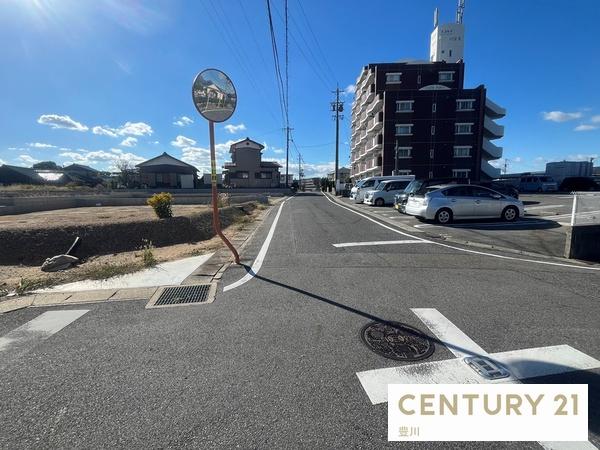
[294,0,337,84]
[265,0,288,124]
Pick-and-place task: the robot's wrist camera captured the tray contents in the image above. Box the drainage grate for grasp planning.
[361,321,434,361]
[154,284,212,306]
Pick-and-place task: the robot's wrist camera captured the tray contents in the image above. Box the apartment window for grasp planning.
[430,148,435,159]
[429,171,434,178]
[236,171,249,179]
[431,125,436,135]
[452,169,471,178]
[395,124,413,135]
[396,170,412,175]
[396,100,414,112]
[455,123,473,135]
[456,99,475,111]
[386,72,402,84]
[453,146,472,158]
[439,71,455,82]
[432,103,437,113]
[449,49,453,58]
[395,146,412,158]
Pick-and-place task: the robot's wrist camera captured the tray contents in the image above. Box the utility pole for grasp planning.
[331,85,344,194]
[503,158,509,175]
[298,154,303,189]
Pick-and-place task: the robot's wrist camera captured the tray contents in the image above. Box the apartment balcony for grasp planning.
[481,159,501,179]
[482,137,503,159]
[484,116,504,139]
[485,98,506,119]
[366,112,383,135]
[365,134,382,155]
[366,93,384,116]
[358,129,368,146]
[357,69,375,92]
[364,84,375,104]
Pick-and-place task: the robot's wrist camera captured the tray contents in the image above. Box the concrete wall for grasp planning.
[564,224,600,262]
[0,190,281,215]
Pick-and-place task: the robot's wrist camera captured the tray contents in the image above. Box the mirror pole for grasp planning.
[209,120,240,264]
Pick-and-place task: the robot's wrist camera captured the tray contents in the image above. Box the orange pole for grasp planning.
[209,120,240,264]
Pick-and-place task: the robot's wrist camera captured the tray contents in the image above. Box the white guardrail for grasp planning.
[570,192,600,226]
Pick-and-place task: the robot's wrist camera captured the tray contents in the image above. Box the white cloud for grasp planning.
[566,153,598,161]
[0,158,5,165]
[173,116,194,127]
[120,136,138,147]
[180,140,235,174]
[27,142,57,149]
[37,114,88,131]
[273,148,284,154]
[591,115,600,124]
[541,111,583,122]
[59,148,145,171]
[223,123,247,134]
[344,84,356,96]
[171,135,197,148]
[92,121,153,138]
[92,126,119,138]
[18,154,40,165]
[263,157,335,178]
[574,124,598,132]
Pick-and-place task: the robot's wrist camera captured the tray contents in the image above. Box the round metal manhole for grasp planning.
[361,321,434,361]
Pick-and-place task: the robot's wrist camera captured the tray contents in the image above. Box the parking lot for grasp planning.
[340,193,577,258]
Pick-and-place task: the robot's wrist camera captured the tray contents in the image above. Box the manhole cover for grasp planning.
[150,284,214,307]
[361,321,434,361]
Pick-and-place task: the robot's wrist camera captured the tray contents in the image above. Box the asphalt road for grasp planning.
[1,192,599,449]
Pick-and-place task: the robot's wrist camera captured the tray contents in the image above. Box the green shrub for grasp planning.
[147,192,173,218]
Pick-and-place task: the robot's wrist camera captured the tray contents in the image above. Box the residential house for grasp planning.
[137,152,198,189]
[223,138,281,188]
[0,164,45,185]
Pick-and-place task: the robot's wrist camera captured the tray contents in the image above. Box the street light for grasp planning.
[192,68,240,264]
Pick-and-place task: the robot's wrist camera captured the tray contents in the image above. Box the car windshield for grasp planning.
[374,181,387,190]
[404,180,424,194]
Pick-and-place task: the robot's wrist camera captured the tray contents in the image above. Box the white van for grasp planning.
[351,175,415,203]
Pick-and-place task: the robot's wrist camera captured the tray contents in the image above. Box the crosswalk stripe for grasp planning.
[0,310,89,367]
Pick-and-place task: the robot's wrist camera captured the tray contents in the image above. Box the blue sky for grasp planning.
[0,0,599,177]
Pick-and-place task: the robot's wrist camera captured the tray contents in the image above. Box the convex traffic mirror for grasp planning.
[192,69,237,123]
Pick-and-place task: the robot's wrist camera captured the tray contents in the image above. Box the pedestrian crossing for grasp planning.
[0,310,88,368]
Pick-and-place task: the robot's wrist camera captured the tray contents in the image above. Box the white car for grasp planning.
[363,179,412,206]
[351,175,414,203]
[405,184,524,224]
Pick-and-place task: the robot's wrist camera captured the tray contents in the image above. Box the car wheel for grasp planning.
[502,206,519,222]
[435,208,453,224]
[375,198,385,207]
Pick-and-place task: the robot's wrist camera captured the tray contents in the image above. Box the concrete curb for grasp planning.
[0,287,158,314]
[323,192,600,267]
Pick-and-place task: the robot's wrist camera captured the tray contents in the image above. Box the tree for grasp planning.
[32,161,59,170]
[115,159,137,188]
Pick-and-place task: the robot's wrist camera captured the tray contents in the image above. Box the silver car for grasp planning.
[363,179,412,206]
[404,184,524,224]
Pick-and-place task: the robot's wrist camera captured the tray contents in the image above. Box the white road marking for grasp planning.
[0,310,89,364]
[525,204,565,211]
[411,308,486,358]
[356,344,600,405]
[332,240,429,248]
[223,198,289,292]
[356,308,599,449]
[323,193,600,271]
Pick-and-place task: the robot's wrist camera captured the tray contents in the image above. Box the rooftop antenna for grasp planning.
[434,7,439,28]
[456,0,465,24]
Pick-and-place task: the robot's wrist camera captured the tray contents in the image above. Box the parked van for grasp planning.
[518,175,558,192]
[351,175,415,203]
[363,178,414,206]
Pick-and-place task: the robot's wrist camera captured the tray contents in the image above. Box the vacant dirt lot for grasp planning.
[0,205,208,230]
[0,203,270,296]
